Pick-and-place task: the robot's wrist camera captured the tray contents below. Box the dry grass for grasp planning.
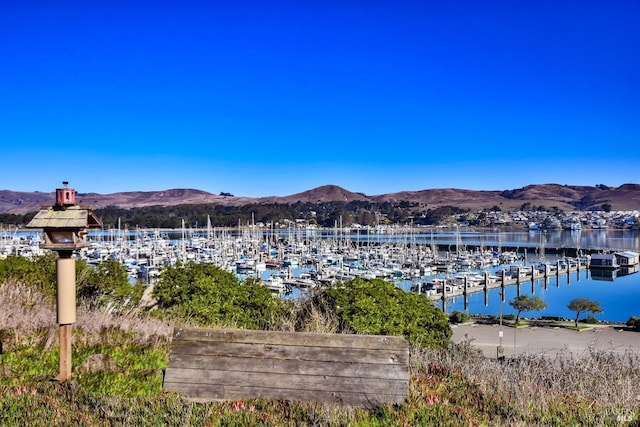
[0,281,172,351]
[412,340,640,417]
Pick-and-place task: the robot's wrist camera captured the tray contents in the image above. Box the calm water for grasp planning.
[355,229,640,323]
[399,268,640,323]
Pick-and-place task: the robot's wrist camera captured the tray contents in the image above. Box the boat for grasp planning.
[261,275,289,294]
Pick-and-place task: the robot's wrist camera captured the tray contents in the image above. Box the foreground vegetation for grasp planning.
[1,255,639,426]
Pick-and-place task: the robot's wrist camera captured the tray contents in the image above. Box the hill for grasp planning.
[1,183,638,215]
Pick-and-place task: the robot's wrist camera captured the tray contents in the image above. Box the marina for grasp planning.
[1,224,639,322]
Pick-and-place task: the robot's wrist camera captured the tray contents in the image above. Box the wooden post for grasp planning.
[556,260,560,287]
[463,276,468,311]
[441,282,446,312]
[501,270,505,302]
[56,252,76,381]
[531,265,535,293]
[516,268,521,297]
[483,272,488,306]
[59,324,72,380]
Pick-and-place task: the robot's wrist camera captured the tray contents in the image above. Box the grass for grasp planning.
[2,281,640,426]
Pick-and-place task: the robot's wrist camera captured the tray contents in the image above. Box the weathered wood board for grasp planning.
[163,327,410,407]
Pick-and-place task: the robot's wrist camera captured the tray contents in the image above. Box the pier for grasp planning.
[422,258,640,313]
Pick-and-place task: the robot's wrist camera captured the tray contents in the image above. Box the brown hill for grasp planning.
[259,185,370,204]
[371,188,506,209]
[1,183,638,215]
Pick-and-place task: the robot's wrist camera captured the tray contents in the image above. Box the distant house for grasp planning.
[615,251,640,267]
[219,192,234,197]
[589,252,639,269]
[589,253,619,269]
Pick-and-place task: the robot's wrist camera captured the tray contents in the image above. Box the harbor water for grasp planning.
[3,227,639,323]
[398,266,639,323]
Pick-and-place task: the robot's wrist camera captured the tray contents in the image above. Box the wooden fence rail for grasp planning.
[163,327,410,408]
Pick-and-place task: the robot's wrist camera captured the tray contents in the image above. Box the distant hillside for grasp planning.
[260,185,370,204]
[1,183,638,215]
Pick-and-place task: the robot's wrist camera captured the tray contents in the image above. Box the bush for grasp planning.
[309,278,451,349]
[152,262,282,329]
[78,259,144,310]
[449,311,471,324]
[502,314,515,321]
[0,253,57,297]
[581,316,599,324]
[627,316,640,331]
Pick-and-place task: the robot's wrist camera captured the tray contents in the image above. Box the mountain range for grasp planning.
[1,183,638,215]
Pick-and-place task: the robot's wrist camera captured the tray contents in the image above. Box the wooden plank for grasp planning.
[167,354,407,380]
[164,328,410,406]
[163,367,409,395]
[164,382,406,407]
[169,340,409,365]
[173,327,408,350]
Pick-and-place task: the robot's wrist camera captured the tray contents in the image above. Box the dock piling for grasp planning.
[483,272,488,306]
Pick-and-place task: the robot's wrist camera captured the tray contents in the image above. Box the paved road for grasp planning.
[451,323,640,358]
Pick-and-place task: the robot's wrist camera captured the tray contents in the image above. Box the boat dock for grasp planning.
[419,257,640,312]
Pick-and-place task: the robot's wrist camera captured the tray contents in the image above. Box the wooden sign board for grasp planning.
[163,327,409,408]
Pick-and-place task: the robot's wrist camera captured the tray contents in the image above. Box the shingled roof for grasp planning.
[27,205,102,229]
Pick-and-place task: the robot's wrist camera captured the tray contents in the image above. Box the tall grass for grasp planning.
[412,340,640,424]
[0,281,172,350]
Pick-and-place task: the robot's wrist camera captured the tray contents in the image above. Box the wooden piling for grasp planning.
[463,276,468,311]
[483,272,488,306]
[531,265,535,293]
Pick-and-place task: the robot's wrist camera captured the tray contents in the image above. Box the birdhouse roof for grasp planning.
[27,205,102,229]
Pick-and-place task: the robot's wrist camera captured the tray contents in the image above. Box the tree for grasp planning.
[508,295,548,325]
[567,298,602,328]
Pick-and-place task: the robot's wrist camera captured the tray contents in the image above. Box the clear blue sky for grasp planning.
[2,1,639,197]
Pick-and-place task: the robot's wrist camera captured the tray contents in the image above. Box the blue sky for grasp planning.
[2,1,639,197]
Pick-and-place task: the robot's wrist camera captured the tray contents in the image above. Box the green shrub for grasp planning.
[502,314,515,321]
[78,259,144,309]
[0,255,141,311]
[0,253,57,297]
[627,316,640,331]
[581,316,599,324]
[152,262,282,329]
[449,310,471,324]
[310,278,451,349]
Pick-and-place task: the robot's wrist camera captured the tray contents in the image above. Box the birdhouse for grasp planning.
[24,182,103,381]
[27,182,102,251]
